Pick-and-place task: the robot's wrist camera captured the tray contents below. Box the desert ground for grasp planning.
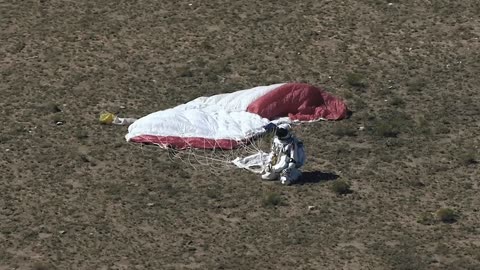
[1,0,479,269]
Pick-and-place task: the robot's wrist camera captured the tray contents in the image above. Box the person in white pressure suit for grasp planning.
[261,124,305,185]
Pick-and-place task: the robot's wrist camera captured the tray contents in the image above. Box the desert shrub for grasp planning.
[262,192,284,207]
[436,208,457,223]
[346,72,367,88]
[330,180,352,195]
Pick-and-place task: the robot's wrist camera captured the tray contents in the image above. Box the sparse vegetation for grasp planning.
[330,180,352,195]
[436,208,457,223]
[262,192,285,207]
[369,111,412,138]
[346,72,368,88]
[2,0,479,269]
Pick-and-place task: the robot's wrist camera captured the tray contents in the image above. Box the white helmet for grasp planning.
[275,123,292,140]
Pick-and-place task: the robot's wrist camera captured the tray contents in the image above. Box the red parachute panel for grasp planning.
[246,83,348,121]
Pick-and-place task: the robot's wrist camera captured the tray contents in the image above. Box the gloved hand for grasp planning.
[264,164,272,173]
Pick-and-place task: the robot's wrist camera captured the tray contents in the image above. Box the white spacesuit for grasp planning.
[261,124,305,185]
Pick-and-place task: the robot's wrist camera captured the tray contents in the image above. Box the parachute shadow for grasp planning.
[298,171,339,185]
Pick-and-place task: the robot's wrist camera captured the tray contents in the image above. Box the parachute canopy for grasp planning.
[126,82,348,149]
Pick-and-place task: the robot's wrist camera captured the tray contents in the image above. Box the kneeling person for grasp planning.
[262,124,305,185]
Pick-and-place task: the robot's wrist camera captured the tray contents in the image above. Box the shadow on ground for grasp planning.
[298,171,339,184]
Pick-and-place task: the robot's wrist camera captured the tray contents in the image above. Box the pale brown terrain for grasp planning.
[1,1,479,269]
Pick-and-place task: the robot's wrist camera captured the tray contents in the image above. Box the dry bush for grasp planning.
[330,180,352,195]
[346,72,368,88]
[436,208,457,223]
[262,192,285,207]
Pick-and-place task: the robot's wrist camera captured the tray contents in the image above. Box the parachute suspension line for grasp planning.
[129,130,274,171]
[169,139,230,170]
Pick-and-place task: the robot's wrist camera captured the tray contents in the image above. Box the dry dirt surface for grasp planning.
[1,0,480,269]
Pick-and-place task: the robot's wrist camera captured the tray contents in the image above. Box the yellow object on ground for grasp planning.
[99,112,115,124]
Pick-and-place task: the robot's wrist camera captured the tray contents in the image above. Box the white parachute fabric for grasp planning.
[126,105,269,141]
[232,151,271,174]
[125,83,285,147]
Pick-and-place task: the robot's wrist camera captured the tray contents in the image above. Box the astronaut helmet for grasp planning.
[275,123,292,141]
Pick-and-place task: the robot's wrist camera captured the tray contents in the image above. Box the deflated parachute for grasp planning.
[125,82,348,149]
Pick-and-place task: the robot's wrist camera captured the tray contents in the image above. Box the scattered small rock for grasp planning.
[308,205,316,211]
[59,230,66,235]
[147,203,155,207]
[358,126,365,131]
